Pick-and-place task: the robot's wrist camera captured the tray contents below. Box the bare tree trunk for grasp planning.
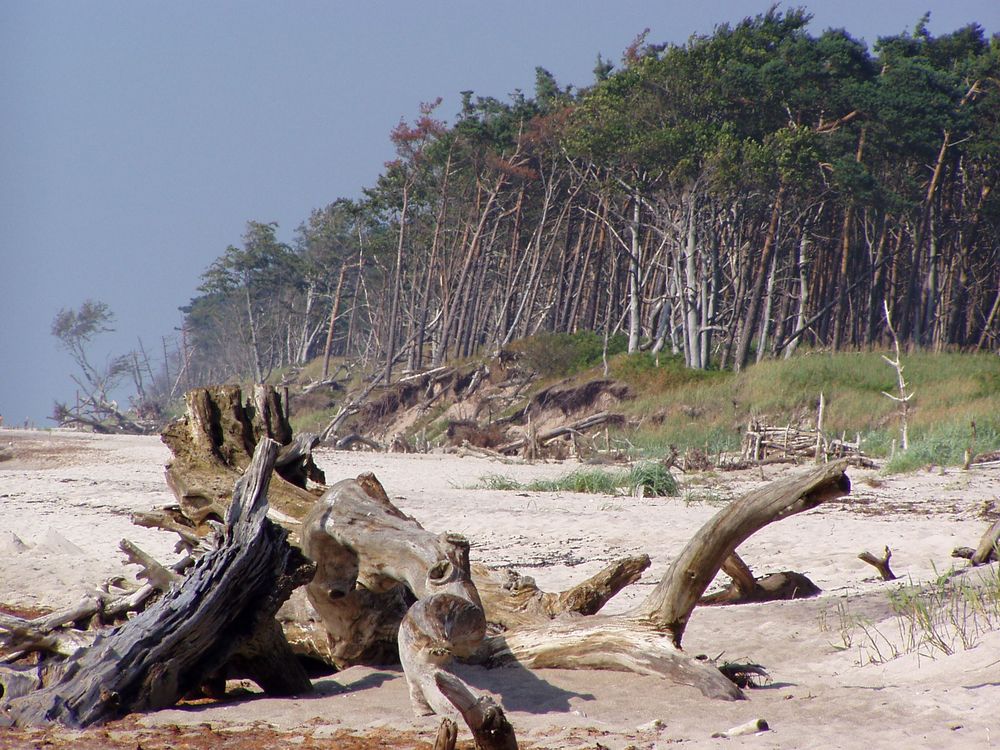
[735,183,785,371]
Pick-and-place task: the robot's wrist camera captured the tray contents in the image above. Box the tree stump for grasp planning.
[161,385,324,532]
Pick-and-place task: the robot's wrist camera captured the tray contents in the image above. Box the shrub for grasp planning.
[512,331,628,378]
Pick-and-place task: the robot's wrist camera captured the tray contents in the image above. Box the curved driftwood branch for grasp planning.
[478,617,743,701]
[635,460,850,645]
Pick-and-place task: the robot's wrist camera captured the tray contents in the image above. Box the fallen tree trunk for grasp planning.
[0,438,314,728]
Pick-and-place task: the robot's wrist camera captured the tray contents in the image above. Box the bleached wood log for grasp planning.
[301,473,484,667]
[468,462,849,699]
[433,671,518,750]
[478,617,743,701]
[398,593,486,717]
[635,460,850,645]
[471,555,650,630]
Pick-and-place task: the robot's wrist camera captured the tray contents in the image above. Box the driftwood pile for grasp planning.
[740,418,871,466]
[2,385,858,748]
[0,438,312,727]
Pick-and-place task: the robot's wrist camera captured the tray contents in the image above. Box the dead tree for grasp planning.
[0,438,314,728]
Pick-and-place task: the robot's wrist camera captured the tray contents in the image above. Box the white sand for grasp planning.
[2,428,999,748]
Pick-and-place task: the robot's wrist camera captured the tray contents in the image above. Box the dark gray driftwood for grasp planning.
[0,438,314,728]
[698,551,821,605]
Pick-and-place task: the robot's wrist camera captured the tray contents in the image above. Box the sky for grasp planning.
[2,1,998,427]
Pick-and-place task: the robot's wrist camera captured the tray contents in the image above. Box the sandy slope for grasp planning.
[1,428,999,748]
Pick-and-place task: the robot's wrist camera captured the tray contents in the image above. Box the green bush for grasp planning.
[512,331,628,378]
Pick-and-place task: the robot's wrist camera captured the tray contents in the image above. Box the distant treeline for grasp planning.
[180,9,1000,386]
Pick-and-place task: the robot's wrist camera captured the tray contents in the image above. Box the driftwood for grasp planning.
[858,546,898,580]
[161,385,323,531]
[698,551,821,605]
[473,461,850,701]
[296,460,850,705]
[301,472,509,743]
[952,519,1000,565]
[472,556,650,630]
[0,438,314,728]
[496,411,624,454]
[741,418,872,467]
[432,672,518,750]
[152,388,852,738]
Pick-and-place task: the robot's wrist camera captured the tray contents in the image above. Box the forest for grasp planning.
[149,10,1000,399]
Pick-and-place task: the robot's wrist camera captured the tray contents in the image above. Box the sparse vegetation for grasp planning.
[821,566,1000,665]
[510,331,629,379]
[607,351,1000,470]
[474,462,678,497]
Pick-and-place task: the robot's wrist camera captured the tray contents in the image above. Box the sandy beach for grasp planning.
[2,428,999,748]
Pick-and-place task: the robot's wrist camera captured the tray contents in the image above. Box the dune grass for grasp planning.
[606,350,1000,471]
[475,462,678,497]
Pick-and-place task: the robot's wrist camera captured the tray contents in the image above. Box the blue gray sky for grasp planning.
[2,1,997,426]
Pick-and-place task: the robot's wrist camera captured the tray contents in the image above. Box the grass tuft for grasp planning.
[474,462,678,497]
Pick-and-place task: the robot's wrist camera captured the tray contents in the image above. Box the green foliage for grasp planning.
[51,299,116,349]
[884,419,1000,473]
[511,331,628,378]
[612,351,1000,468]
[474,462,678,497]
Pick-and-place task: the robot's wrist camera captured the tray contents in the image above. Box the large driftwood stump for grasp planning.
[161,385,324,531]
[1,439,314,728]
